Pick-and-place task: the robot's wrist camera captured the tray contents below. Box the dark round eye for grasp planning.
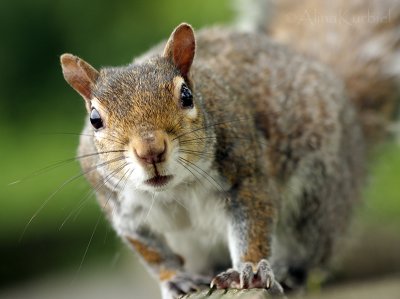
[180,83,193,109]
[90,108,103,130]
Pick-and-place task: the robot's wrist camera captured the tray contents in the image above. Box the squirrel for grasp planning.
[60,0,400,298]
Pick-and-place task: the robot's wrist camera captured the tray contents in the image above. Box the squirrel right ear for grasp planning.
[163,23,196,81]
[60,53,99,101]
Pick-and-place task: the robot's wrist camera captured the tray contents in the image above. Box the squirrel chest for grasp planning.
[112,177,231,272]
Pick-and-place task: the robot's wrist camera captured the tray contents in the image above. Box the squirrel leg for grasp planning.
[124,226,210,299]
[211,179,285,296]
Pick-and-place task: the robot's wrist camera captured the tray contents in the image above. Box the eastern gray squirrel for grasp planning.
[60,0,400,298]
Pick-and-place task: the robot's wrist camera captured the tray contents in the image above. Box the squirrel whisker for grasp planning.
[179,156,225,193]
[60,162,131,230]
[178,149,215,159]
[20,155,127,241]
[172,117,251,142]
[175,158,208,192]
[42,132,127,146]
[167,114,185,136]
[177,157,223,194]
[74,161,133,281]
[11,149,128,185]
[179,136,268,147]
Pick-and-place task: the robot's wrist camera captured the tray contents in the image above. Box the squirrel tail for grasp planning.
[235,0,400,144]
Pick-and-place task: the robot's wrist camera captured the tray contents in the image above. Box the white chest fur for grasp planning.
[111,181,231,273]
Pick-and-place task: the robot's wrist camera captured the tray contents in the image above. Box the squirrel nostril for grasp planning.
[135,140,167,165]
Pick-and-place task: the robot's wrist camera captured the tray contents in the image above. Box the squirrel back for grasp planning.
[237,0,400,144]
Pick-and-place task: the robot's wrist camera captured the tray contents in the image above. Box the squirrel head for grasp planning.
[60,23,212,192]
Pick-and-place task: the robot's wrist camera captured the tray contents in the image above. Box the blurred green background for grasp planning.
[0,0,399,298]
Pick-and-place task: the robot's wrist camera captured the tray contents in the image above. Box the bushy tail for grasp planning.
[236,0,400,144]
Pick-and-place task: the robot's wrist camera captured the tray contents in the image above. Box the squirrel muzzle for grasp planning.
[132,130,168,165]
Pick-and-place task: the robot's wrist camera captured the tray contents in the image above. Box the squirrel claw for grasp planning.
[211,260,285,296]
[211,268,240,289]
[162,273,211,299]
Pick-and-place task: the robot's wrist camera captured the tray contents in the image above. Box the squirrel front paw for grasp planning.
[211,260,285,296]
[161,272,211,299]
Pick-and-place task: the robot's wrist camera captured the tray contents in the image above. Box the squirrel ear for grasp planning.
[60,53,99,100]
[163,23,196,80]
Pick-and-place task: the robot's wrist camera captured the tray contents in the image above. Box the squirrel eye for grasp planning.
[180,83,193,109]
[90,108,103,130]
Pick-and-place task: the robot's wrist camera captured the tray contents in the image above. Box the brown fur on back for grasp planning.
[249,0,400,144]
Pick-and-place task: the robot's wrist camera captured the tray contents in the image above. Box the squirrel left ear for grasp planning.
[163,23,196,80]
[60,53,99,101]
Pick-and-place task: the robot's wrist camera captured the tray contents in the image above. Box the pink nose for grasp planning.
[135,142,166,165]
[133,130,168,165]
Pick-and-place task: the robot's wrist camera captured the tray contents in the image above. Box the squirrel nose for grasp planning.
[136,143,166,165]
[133,131,167,165]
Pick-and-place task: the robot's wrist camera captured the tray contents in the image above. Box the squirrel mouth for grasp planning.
[145,175,173,187]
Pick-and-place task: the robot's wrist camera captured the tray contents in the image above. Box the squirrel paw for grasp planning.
[211,260,284,296]
[161,272,211,299]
